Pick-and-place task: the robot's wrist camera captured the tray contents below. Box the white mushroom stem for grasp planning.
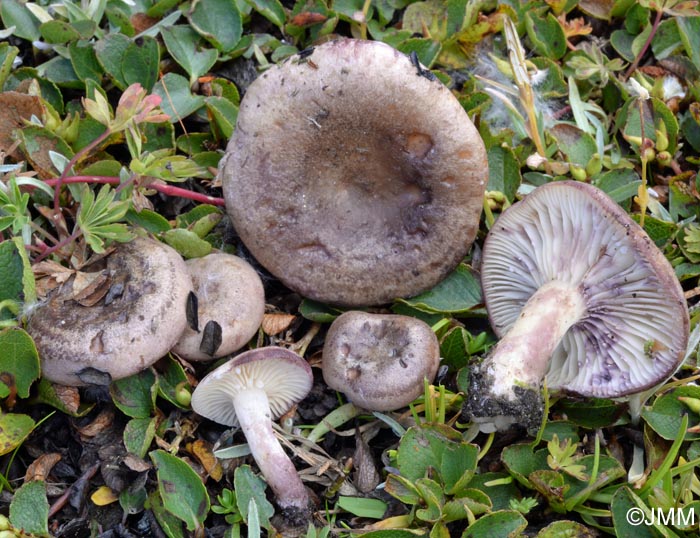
[484,281,587,400]
[231,387,309,510]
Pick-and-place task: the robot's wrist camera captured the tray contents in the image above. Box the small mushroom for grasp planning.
[322,311,440,411]
[190,347,313,515]
[465,181,689,431]
[220,38,488,306]
[172,253,265,361]
[27,237,192,386]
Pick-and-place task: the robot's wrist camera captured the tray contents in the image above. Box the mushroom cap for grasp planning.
[481,180,689,398]
[172,253,265,361]
[191,347,313,427]
[322,311,440,411]
[28,237,192,386]
[221,38,488,306]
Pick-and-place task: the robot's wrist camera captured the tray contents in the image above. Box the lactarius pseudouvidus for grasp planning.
[27,237,192,386]
[191,347,313,519]
[172,252,265,361]
[465,181,689,432]
[322,311,440,411]
[220,38,488,306]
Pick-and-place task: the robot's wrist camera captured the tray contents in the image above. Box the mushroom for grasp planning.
[322,311,441,411]
[190,347,313,515]
[220,38,488,306]
[465,180,689,431]
[27,237,192,386]
[172,253,265,361]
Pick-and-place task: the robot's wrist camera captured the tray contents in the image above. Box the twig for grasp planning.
[42,175,226,207]
[623,8,664,81]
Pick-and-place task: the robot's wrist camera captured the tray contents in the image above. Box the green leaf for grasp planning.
[397,264,482,314]
[549,124,597,167]
[162,26,218,87]
[610,487,658,538]
[161,228,213,259]
[9,480,49,536]
[642,385,700,441]
[156,356,191,408]
[69,40,104,84]
[0,237,36,322]
[75,184,133,253]
[153,73,206,122]
[0,329,40,398]
[33,378,94,417]
[487,145,521,202]
[677,16,700,72]
[462,510,527,538]
[233,465,275,528]
[0,412,35,456]
[40,20,81,44]
[298,299,344,323]
[525,11,567,59]
[95,33,131,89]
[396,38,442,68]
[206,96,239,139]
[151,450,210,531]
[337,496,387,519]
[188,0,243,53]
[110,369,157,419]
[124,417,157,458]
[0,43,20,89]
[536,520,597,538]
[146,490,186,537]
[0,0,41,42]
[122,36,160,90]
[245,0,286,27]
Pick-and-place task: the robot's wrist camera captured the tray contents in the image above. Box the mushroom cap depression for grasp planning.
[28,237,192,386]
[221,38,488,306]
[322,311,441,411]
[191,347,313,427]
[172,253,265,361]
[481,180,689,398]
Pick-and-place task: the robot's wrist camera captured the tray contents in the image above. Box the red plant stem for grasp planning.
[52,128,113,215]
[43,175,226,207]
[623,8,664,81]
[33,229,82,264]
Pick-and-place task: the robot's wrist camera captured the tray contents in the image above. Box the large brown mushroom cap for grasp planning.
[172,253,265,361]
[481,180,689,398]
[27,237,192,386]
[322,311,441,411]
[221,38,488,306]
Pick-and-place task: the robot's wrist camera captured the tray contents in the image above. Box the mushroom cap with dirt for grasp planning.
[465,180,689,432]
[27,236,192,386]
[172,252,265,361]
[191,347,313,516]
[322,311,441,411]
[220,38,488,306]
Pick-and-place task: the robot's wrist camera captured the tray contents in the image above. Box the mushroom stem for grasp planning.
[466,281,586,431]
[231,388,310,511]
[486,281,586,398]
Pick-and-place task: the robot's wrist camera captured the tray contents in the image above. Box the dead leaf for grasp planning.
[71,270,111,307]
[0,92,44,159]
[51,384,82,415]
[77,408,114,438]
[261,313,296,335]
[122,454,152,473]
[90,485,119,506]
[25,453,62,482]
[290,12,327,26]
[188,439,223,482]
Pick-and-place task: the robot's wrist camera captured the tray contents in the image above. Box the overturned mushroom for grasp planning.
[191,347,313,518]
[172,253,265,361]
[465,181,689,431]
[322,311,441,411]
[220,38,487,306]
[27,237,192,386]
